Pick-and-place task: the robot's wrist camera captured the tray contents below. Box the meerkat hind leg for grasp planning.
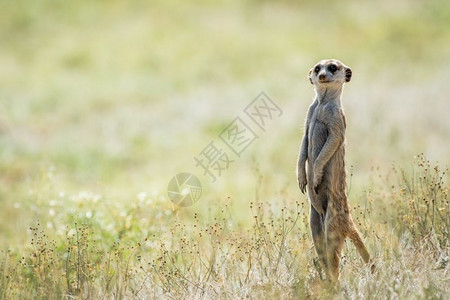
[325,216,346,282]
[310,205,327,275]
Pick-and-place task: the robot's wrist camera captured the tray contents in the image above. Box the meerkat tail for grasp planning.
[347,225,370,264]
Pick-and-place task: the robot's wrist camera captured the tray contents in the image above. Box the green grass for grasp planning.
[0,0,449,298]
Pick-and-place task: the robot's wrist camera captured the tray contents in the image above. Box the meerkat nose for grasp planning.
[319,74,326,80]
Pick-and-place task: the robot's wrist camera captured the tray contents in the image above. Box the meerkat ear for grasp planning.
[345,67,352,82]
[308,69,313,84]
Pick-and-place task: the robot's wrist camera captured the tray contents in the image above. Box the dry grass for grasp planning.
[0,156,448,299]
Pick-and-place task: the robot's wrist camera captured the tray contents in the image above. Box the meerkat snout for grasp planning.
[308,59,352,86]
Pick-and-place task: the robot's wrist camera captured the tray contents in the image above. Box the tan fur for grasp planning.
[297,59,372,281]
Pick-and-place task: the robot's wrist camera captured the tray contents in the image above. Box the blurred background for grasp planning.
[1,0,449,247]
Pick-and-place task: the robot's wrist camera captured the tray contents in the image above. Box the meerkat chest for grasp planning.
[310,104,331,131]
[311,106,329,124]
[308,107,329,148]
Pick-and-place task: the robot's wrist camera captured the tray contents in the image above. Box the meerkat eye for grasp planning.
[314,66,320,73]
[328,64,337,73]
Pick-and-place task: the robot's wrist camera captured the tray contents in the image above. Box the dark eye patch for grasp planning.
[328,64,337,73]
[314,66,320,73]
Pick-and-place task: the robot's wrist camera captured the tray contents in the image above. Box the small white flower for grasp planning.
[138,192,147,202]
[145,240,157,249]
[49,209,55,216]
[13,203,20,209]
[86,211,93,218]
[79,191,90,199]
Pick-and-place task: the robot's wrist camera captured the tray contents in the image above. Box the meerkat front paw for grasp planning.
[313,167,323,193]
[297,168,307,194]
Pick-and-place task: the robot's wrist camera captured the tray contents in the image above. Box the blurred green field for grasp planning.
[0,0,449,298]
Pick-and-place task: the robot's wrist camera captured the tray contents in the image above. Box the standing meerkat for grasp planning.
[297,59,371,281]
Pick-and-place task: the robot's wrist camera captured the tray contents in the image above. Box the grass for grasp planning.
[0,157,448,298]
[0,0,449,298]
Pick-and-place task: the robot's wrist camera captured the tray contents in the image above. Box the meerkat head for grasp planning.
[308,59,352,87]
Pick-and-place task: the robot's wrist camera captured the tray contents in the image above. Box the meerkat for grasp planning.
[297,59,371,282]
